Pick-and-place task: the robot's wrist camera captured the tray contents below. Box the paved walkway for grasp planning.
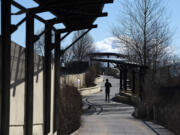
[73,76,174,135]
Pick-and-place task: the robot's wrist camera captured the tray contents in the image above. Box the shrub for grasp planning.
[85,65,97,87]
[59,85,83,134]
[135,68,180,134]
[85,72,95,87]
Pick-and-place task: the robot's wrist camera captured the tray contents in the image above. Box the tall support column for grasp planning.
[139,68,143,101]
[124,68,127,91]
[107,55,109,72]
[90,56,92,66]
[132,70,136,94]
[120,70,123,93]
[43,24,52,135]
[24,13,34,135]
[0,0,11,134]
[53,31,60,133]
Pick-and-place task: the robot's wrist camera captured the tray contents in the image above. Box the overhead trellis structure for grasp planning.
[90,52,146,100]
[0,0,113,135]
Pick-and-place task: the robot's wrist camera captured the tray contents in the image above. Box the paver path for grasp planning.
[74,76,157,135]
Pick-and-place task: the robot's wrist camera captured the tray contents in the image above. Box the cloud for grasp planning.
[94,37,125,53]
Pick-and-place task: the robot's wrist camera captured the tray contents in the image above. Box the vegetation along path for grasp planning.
[73,76,174,135]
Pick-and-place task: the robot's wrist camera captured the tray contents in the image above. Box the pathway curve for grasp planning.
[74,76,163,135]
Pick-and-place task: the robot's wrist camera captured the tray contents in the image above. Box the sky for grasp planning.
[10,0,180,56]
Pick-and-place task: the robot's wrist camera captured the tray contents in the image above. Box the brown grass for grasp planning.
[59,85,83,134]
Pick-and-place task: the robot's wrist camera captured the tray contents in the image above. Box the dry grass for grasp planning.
[59,85,83,134]
[135,69,180,134]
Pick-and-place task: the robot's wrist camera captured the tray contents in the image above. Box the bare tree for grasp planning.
[62,47,73,66]
[113,0,172,71]
[34,30,55,56]
[34,33,45,56]
[71,30,94,61]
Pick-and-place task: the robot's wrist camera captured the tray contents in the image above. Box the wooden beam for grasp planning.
[132,70,136,94]
[43,24,52,135]
[10,16,27,34]
[63,29,92,53]
[0,0,11,134]
[11,1,56,31]
[53,31,61,133]
[58,25,97,33]
[123,68,127,91]
[120,70,123,93]
[50,32,71,51]
[47,13,107,25]
[12,0,113,15]
[24,12,34,135]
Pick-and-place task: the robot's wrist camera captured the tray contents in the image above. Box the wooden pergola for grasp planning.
[0,0,113,134]
[90,53,146,98]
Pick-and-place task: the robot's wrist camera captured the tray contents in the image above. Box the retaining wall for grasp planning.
[8,42,86,135]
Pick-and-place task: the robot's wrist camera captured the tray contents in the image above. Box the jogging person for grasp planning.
[105,79,112,102]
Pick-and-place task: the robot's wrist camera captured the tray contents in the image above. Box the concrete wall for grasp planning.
[79,76,104,96]
[60,73,85,88]
[9,42,44,135]
[9,42,86,135]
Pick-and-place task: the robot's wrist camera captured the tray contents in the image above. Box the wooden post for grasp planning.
[124,68,127,91]
[119,69,123,94]
[0,0,11,134]
[24,13,34,135]
[43,24,52,135]
[53,31,61,133]
[132,70,136,94]
[107,55,109,73]
[139,68,143,101]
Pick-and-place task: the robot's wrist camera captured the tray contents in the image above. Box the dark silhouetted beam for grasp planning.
[132,70,136,94]
[14,0,113,15]
[0,0,11,134]
[24,12,34,135]
[48,13,107,24]
[120,70,123,93]
[58,25,97,33]
[63,29,92,53]
[53,31,61,133]
[50,32,71,50]
[89,52,127,58]
[11,1,56,31]
[43,24,52,135]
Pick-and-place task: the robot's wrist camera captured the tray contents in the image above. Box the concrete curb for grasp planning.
[79,85,101,96]
[70,128,80,135]
[143,121,160,135]
[143,121,175,135]
[79,76,103,96]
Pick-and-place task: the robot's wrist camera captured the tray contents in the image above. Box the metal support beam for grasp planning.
[11,1,56,31]
[123,68,127,91]
[63,29,92,53]
[120,70,123,93]
[47,13,107,25]
[139,68,145,101]
[24,13,34,135]
[58,25,97,33]
[14,0,113,15]
[0,0,11,134]
[132,70,136,94]
[107,55,110,73]
[53,31,61,133]
[43,24,52,135]
[10,16,27,34]
[50,32,71,51]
